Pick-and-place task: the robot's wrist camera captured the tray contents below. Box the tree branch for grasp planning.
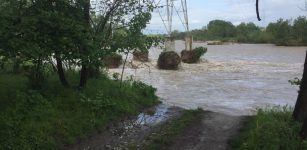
[256,0,261,21]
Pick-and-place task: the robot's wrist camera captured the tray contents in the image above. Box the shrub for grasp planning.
[193,47,207,58]
[231,106,307,150]
[157,51,181,70]
[0,72,159,149]
[181,47,207,64]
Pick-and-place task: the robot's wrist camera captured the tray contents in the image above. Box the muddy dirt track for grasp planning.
[168,111,247,150]
[65,104,247,150]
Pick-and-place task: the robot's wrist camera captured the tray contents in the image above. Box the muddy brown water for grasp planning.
[66,42,306,149]
[110,41,307,116]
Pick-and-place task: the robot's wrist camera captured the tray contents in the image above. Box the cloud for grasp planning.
[146,0,307,33]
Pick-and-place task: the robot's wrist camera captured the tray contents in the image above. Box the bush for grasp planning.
[133,50,149,62]
[231,106,307,150]
[103,53,122,68]
[289,77,301,86]
[181,47,207,64]
[193,47,207,58]
[157,51,181,70]
[0,72,159,149]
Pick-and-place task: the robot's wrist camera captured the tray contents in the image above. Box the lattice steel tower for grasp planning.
[152,0,192,51]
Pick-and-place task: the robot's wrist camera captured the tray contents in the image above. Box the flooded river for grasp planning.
[110,41,307,116]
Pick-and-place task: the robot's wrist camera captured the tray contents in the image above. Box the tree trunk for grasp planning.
[300,118,307,139]
[55,54,69,87]
[120,51,129,87]
[78,0,90,88]
[79,64,88,88]
[12,57,21,74]
[256,0,261,21]
[293,51,307,122]
[88,64,100,78]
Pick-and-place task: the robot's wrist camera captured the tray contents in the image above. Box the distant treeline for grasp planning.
[171,16,307,46]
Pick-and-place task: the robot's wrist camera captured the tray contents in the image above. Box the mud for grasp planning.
[168,111,248,150]
[65,106,247,150]
[65,104,184,150]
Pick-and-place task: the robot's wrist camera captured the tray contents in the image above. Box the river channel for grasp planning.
[110,41,307,116]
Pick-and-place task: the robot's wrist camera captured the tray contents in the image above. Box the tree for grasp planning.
[190,29,207,41]
[78,0,158,88]
[236,22,261,43]
[256,0,261,21]
[207,20,236,39]
[111,12,162,86]
[237,23,259,35]
[266,19,292,45]
[0,0,160,88]
[293,16,307,44]
[0,0,90,88]
[299,0,307,11]
[171,30,185,40]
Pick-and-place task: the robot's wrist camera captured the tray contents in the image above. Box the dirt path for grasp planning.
[65,104,184,150]
[65,105,247,150]
[169,111,248,150]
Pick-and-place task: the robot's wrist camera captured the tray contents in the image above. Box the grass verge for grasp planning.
[136,109,203,150]
[230,106,307,150]
[0,73,159,150]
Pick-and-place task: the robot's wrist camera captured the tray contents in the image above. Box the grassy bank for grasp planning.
[0,72,159,150]
[137,109,203,150]
[231,106,307,150]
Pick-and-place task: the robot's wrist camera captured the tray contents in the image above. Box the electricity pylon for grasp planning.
[152,0,192,51]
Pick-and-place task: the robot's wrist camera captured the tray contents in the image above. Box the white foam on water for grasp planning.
[109,41,307,116]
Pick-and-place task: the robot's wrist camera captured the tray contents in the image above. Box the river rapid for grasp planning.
[110,41,307,116]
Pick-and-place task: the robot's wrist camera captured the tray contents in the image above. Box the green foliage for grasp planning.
[207,20,236,39]
[267,19,292,46]
[289,77,302,86]
[171,17,307,46]
[0,0,161,88]
[0,73,159,150]
[231,106,307,150]
[157,51,181,70]
[292,16,307,45]
[0,1,160,149]
[193,47,207,58]
[171,30,185,40]
[236,23,272,43]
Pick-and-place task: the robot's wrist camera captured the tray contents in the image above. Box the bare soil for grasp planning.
[168,111,248,150]
[65,106,247,150]
[64,105,184,150]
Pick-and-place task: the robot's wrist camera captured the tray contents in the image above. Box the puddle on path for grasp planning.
[66,104,183,150]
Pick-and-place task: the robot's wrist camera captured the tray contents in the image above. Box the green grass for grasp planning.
[139,109,203,150]
[230,106,307,150]
[0,72,159,150]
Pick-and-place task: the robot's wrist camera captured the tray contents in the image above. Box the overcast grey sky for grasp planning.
[145,0,307,34]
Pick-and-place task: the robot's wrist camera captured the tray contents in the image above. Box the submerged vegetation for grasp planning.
[231,107,307,150]
[181,47,207,64]
[193,47,207,59]
[157,51,181,70]
[171,16,307,46]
